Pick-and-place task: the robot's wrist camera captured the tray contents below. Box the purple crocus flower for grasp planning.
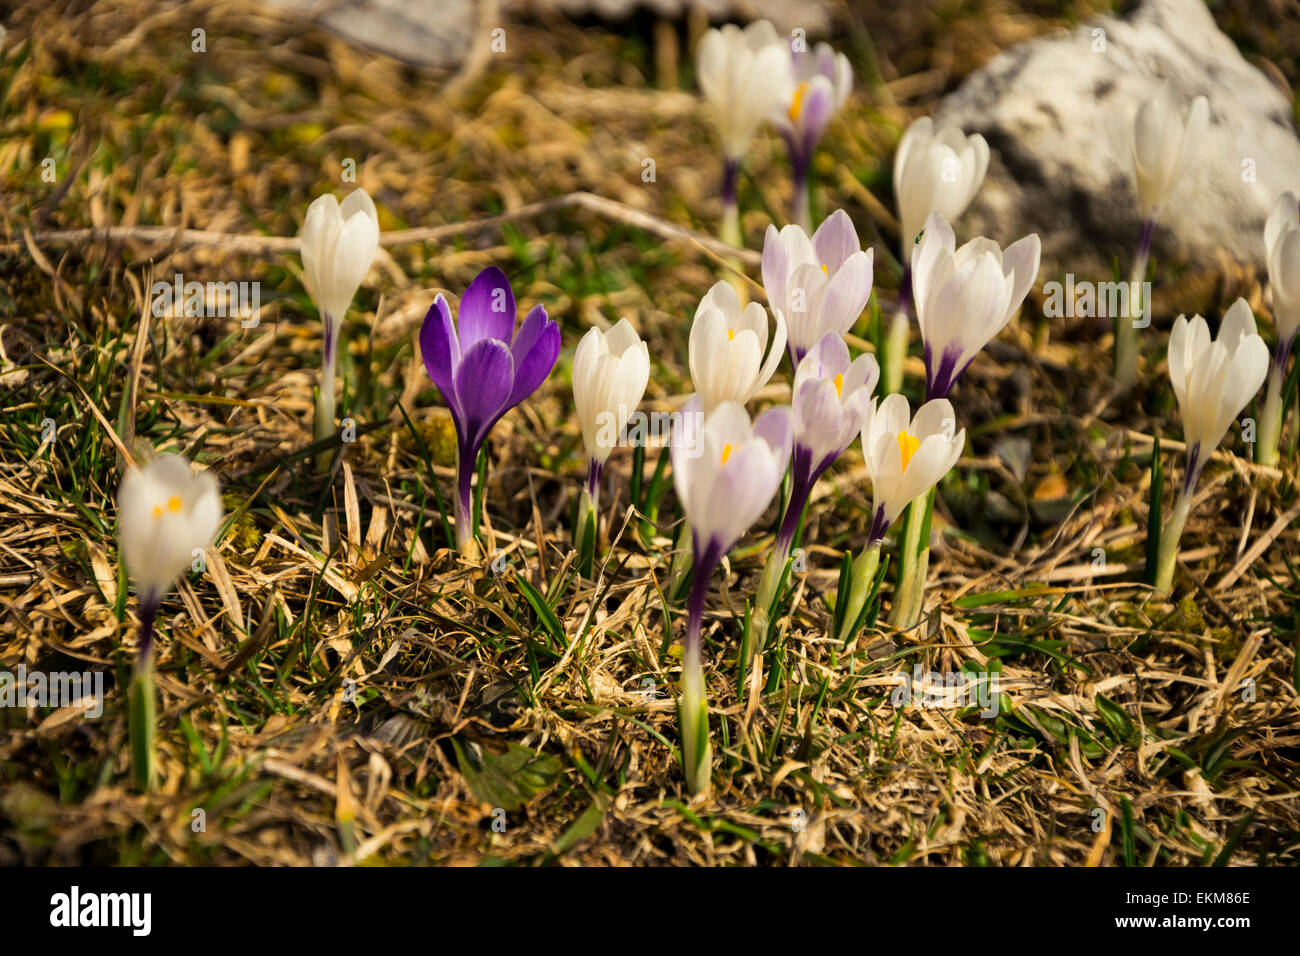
[420,266,560,552]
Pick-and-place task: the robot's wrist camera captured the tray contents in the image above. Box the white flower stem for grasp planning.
[315,350,337,472]
[1154,484,1194,594]
[835,542,881,645]
[1256,363,1285,467]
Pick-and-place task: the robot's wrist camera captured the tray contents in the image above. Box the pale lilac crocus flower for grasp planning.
[420,266,561,553]
[672,396,792,794]
[753,333,877,641]
[770,41,853,231]
[761,209,874,367]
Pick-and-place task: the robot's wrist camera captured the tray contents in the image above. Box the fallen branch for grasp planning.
[10,190,761,267]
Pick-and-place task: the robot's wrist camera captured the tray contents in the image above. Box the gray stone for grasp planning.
[933,0,1300,277]
[263,0,479,68]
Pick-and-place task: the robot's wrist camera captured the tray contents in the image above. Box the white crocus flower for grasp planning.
[571,318,651,565]
[1259,192,1300,465]
[1132,82,1209,220]
[688,280,787,411]
[1167,301,1269,473]
[892,116,989,256]
[695,20,792,163]
[1265,191,1300,348]
[911,211,1040,400]
[117,452,221,793]
[1155,300,1269,592]
[118,454,222,611]
[761,209,875,365]
[299,188,380,449]
[861,394,964,543]
[574,319,651,469]
[671,396,792,795]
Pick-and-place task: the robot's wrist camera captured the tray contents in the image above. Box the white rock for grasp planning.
[933,0,1300,275]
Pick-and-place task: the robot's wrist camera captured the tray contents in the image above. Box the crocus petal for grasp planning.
[454,338,516,452]
[812,209,860,273]
[508,304,561,408]
[458,266,517,350]
[420,295,463,422]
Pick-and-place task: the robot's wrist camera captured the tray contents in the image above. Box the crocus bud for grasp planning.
[860,394,964,543]
[300,188,380,359]
[911,211,1040,400]
[1167,300,1269,477]
[892,116,989,254]
[1132,82,1209,220]
[695,20,792,162]
[1265,191,1300,349]
[688,280,787,412]
[762,210,874,365]
[117,454,222,606]
[573,319,651,467]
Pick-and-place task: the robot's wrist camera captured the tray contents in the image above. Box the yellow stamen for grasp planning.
[727,329,735,341]
[820,264,828,275]
[898,431,920,472]
[167,495,182,513]
[833,373,843,397]
[721,443,733,466]
[788,82,809,123]
[151,505,163,519]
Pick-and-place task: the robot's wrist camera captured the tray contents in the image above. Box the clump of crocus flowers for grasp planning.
[886,117,989,395]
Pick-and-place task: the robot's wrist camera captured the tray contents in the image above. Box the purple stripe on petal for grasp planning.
[454,338,516,452]
[925,343,965,401]
[458,266,517,350]
[867,503,890,545]
[508,304,561,407]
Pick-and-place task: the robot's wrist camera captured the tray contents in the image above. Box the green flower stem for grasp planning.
[129,592,159,792]
[835,542,881,645]
[1115,220,1153,390]
[883,309,910,396]
[890,488,935,628]
[1256,364,1285,467]
[1154,485,1193,594]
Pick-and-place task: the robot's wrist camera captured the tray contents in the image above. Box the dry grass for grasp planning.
[0,0,1297,866]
